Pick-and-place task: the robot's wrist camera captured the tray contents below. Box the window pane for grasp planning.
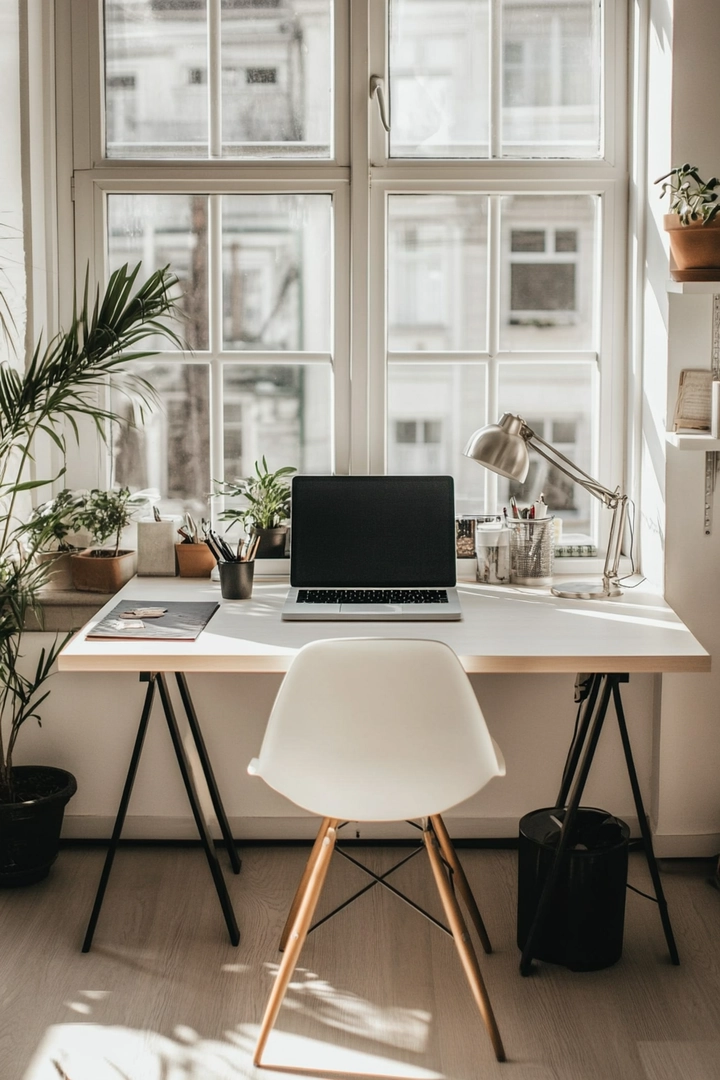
[107,194,209,350]
[388,196,488,352]
[222,364,332,480]
[104,0,333,160]
[222,0,333,159]
[389,0,490,159]
[105,0,208,159]
[500,195,597,351]
[502,0,602,159]
[498,362,596,534]
[114,362,211,519]
[389,0,602,160]
[222,195,332,351]
[387,363,488,515]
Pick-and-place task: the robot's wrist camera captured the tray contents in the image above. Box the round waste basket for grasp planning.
[517,806,630,971]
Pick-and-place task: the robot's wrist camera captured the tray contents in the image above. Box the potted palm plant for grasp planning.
[0,261,179,884]
[656,163,720,280]
[212,457,296,558]
[70,486,147,593]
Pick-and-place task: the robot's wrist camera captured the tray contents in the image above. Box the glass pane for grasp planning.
[222,0,333,159]
[502,0,601,158]
[388,196,488,352]
[389,0,602,160]
[498,362,596,535]
[499,195,597,352]
[387,363,488,516]
[222,364,332,484]
[114,362,211,519]
[389,0,490,158]
[222,195,332,351]
[107,194,209,350]
[104,0,208,159]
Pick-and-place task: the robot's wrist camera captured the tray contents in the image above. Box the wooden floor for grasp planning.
[2,843,719,1080]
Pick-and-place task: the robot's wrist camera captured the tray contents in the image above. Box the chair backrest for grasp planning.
[249,637,505,821]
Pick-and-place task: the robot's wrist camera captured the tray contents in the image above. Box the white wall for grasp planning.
[642,0,720,855]
[0,0,24,361]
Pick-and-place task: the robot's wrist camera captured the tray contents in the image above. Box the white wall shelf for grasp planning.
[666,431,720,450]
[666,280,720,294]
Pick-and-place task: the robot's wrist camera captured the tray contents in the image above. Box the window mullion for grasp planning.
[489,0,502,159]
[208,0,222,159]
[209,193,224,497]
[350,0,371,473]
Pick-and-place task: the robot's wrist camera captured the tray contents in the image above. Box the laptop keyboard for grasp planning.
[296,589,449,604]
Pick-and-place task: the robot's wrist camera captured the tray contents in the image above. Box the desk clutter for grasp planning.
[457,501,556,587]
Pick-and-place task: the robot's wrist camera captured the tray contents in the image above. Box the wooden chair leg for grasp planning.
[423,827,506,1063]
[279,817,334,952]
[254,823,338,1068]
[430,814,493,954]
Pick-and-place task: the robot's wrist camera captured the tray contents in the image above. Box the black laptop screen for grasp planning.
[289,475,456,588]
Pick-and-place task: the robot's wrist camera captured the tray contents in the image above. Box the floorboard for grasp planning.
[1,845,719,1080]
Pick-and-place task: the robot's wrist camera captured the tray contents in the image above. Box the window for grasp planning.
[65,0,626,539]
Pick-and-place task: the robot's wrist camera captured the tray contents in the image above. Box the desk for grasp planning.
[59,577,710,965]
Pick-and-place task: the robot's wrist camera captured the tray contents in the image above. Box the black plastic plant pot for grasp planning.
[517,806,630,971]
[0,766,77,886]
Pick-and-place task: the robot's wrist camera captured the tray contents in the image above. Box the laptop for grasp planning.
[281,475,462,621]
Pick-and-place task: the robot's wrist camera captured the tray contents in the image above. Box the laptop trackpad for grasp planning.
[340,604,404,615]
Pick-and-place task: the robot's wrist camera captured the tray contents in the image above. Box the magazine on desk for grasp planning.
[86,600,220,641]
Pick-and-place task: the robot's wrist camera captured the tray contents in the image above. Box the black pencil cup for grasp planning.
[218,560,254,600]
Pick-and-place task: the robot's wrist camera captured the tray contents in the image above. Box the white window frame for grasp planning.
[55,0,628,547]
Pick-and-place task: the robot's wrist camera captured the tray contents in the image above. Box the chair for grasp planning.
[248,637,507,1066]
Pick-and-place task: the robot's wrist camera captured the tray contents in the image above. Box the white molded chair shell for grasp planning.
[248,637,504,821]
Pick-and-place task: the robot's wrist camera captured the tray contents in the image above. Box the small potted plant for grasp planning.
[213,457,296,558]
[29,489,88,590]
[71,487,145,593]
[655,163,720,279]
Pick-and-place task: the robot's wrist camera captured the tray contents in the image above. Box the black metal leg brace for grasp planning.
[520,673,678,975]
[82,672,240,952]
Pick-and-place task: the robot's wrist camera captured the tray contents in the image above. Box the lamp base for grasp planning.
[551,579,623,600]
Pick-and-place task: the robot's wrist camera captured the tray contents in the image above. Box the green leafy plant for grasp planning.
[0,262,180,802]
[655,163,720,225]
[212,456,296,532]
[28,489,87,552]
[74,487,145,556]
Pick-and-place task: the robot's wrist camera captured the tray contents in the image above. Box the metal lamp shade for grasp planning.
[463,413,531,482]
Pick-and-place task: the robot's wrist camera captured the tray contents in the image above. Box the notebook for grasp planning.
[281,475,462,621]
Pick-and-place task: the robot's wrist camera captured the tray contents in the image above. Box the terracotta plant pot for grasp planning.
[252,525,289,558]
[175,541,217,578]
[70,548,137,593]
[36,550,75,590]
[0,766,77,886]
[664,214,720,279]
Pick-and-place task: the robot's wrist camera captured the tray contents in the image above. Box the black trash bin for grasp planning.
[517,807,630,971]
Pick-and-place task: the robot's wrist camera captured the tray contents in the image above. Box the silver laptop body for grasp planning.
[281,475,462,621]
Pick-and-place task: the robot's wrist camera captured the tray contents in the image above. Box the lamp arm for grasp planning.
[525,429,619,506]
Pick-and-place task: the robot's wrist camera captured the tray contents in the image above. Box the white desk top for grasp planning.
[57,577,711,675]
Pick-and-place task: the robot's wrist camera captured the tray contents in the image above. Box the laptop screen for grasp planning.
[290,475,457,588]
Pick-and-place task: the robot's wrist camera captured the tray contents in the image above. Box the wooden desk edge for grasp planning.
[57,651,711,675]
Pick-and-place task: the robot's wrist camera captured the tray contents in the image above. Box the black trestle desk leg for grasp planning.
[556,673,603,808]
[82,673,157,953]
[155,673,240,946]
[174,672,241,874]
[611,679,680,965]
[520,674,613,976]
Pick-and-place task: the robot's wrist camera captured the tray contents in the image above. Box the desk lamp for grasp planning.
[463,412,628,600]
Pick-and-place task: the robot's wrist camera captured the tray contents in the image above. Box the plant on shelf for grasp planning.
[655,163,720,280]
[70,486,150,592]
[212,456,296,558]
[29,489,87,552]
[0,261,179,882]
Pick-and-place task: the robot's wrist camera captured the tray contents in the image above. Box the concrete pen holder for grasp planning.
[137,520,178,576]
[218,560,254,599]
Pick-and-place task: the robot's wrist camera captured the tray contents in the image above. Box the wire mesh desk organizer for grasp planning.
[508,517,554,586]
